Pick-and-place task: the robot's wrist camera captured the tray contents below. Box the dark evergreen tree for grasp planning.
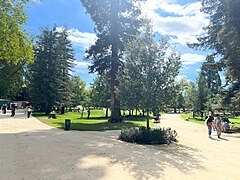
[80,0,143,122]
[201,55,221,95]
[29,26,75,114]
[189,0,240,82]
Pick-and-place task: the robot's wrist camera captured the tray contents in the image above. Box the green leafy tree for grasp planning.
[0,61,24,98]
[196,72,212,119]
[118,24,181,128]
[184,81,198,114]
[80,0,143,122]
[91,74,111,118]
[0,0,34,64]
[0,0,34,98]
[69,76,86,107]
[29,26,75,114]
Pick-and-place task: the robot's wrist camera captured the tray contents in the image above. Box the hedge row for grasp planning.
[119,126,178,144]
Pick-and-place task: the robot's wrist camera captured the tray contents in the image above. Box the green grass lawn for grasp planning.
[181,114,205,125]
[33,109,154,131]
[181,114,240,130]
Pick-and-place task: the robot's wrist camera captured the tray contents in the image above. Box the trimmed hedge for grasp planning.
[119,126,178,144]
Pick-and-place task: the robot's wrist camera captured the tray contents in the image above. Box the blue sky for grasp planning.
[25,0,210,86]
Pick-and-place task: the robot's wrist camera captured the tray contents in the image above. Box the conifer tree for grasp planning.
[29,27,75,114]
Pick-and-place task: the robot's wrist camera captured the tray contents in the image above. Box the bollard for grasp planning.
[64,119,71,131]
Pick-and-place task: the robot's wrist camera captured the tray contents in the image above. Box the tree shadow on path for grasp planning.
[0,128,206,180]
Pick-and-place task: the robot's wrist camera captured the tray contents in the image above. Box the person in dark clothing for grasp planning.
[27,106,32,118]
[2,104,7,114]
[153,114,161,123]
[205,111,214,138]
[11,107,15,117]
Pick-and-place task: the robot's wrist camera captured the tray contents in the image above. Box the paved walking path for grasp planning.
[0,112,240,180]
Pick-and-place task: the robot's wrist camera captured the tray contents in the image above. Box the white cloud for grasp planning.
[74,61,92,67]
[141,0,209,45]
[68,28,97,49]
[180,53,206,65]
[73,61,92,75]
[56,27,97,50]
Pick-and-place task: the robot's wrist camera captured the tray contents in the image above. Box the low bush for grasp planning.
[119,126,178,145]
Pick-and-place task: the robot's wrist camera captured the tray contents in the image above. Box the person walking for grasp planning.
[2,104,7,114]
[27,106,32,118]
[205,111,214,138]
[214,114,222,138]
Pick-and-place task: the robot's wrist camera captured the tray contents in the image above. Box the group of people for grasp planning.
[205,111,231,138]
[1,103,32,118]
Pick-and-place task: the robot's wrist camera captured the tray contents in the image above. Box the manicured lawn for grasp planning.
[33,109,154,131]
[181,114,205,125]
[181,114,240,130]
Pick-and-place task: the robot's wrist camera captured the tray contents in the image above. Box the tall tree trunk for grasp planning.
[146,111,150,129]
[45,103,51,115]
[174,107,177,113]
[61,106,65,114]
[109,45,121,122]
[105,107,109,118]
[81,107,84,118]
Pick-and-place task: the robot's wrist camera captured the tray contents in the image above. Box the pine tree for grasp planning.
[29,26,75,114]
[189,0,240,82]
[201,55,221,95]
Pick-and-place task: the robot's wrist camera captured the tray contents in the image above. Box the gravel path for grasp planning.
[0,112,240,180]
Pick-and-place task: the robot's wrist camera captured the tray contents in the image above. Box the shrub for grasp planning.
[119,126,178,145]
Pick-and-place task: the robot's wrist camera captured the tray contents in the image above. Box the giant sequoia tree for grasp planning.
[29,27,74,114]
[80,0,143,121]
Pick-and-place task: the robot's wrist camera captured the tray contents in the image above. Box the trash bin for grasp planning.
[64,119,71,131]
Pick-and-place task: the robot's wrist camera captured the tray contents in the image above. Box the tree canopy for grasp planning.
[0,0,34,64]
[118,24,181,127]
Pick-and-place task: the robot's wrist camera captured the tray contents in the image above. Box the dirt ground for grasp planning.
[0,110,240,180]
